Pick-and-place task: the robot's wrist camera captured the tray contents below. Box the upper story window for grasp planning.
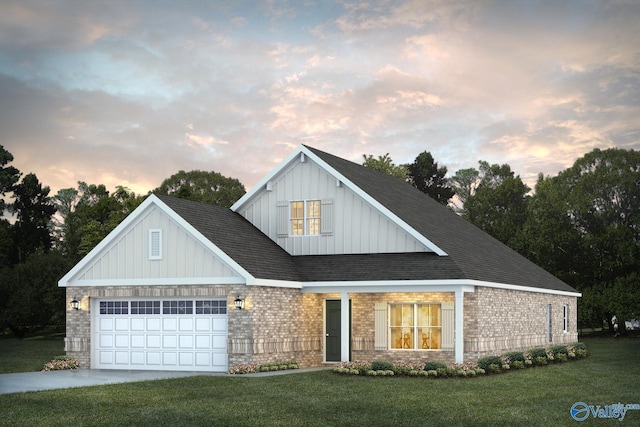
[290,200,321,236]
[277,199,333,237]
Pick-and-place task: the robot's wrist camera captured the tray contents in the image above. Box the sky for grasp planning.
[1,0,639,199]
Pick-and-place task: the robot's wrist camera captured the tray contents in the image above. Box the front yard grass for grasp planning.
[0,335,638,426]
[0,332,64,373]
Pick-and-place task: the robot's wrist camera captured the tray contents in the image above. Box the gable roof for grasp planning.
[302,145,578,293]
[155,194,302,283]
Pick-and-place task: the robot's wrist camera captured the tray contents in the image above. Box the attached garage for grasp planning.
[92,298,228,372]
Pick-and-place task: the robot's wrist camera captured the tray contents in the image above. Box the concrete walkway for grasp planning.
[0,368,327,395]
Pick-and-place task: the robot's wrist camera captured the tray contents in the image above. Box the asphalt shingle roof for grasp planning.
[154,146,577,294]
[155,194,301,282]
[304,145,578,293]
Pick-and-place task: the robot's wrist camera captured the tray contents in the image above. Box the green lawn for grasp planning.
[0,333,65,373]
[0,336,638,426]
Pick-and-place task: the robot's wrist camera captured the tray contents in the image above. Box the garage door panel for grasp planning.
[179,353,193,366]
[163,352,177,366]
[163,318,177,331]
[100,335,113,348]
[115,334,129,348]
[131,352,145,365]
[195,318,210,331]
[147,352,161,365]
[147,318,161,331]
[147,335,161,348]
[179,335,193,348]
[100,318,113,331]
[100,351,113,364]
[179,318,193,331]
[212,318,226,331]
[93,298,228,372]
[115,351,129,364]
[195,335,210,348]
[115,318,129,331]
[163,335,177,348]
[131,335,145,348]
[131,319,145,331]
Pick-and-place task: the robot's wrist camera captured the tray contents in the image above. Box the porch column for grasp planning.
[455,288,464,364]
[341,292,349,361]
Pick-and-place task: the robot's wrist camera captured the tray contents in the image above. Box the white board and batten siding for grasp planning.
[76,205,242,283]
[237,159,431,256]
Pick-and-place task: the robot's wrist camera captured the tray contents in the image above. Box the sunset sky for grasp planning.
[1,0,639,199]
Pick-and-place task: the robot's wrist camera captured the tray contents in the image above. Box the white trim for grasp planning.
[58,194,256,287]
[299,279,580,297]
[253,278,303,289]
[63,277,247,287]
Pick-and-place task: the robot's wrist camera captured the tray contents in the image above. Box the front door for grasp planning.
[325,300,351,362]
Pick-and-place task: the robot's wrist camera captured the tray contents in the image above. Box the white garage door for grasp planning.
[92,298,228,372]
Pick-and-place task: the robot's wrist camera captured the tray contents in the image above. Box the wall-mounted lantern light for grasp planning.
[233,295,244,310]
[70,298,80,310]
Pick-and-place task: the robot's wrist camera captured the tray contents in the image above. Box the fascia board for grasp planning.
[300,146,448,256]
[298,279,581,297]
[231,147,302,212]
[58,194,256,287]
[64,277,247,287]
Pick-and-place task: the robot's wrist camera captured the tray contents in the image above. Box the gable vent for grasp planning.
[149,229,162,260]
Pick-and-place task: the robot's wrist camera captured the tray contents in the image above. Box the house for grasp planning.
[58,145,580,372]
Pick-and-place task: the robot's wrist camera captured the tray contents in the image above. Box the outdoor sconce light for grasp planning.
[70,298,80,310]
[234,295,244,310]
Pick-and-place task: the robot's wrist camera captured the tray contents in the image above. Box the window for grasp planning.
[389,303,441,350]
[163,300,193,315]
[149,229,162,260]
[290,200,321,236]
[563,304,569,333]
[196,300,227,315]
[131,301,160,315]
[100,301,129,315]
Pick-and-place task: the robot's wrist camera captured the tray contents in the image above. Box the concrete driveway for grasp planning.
[0,370,218,394]
[0,367,327,394]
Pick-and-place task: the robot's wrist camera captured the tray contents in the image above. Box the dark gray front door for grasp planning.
[325,300,351,362]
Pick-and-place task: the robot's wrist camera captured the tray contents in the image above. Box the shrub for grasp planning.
[487,363,501,373]
[555,353,568,362]
[371,360,394,371]
[477,355,502,371]
[42,356,79,372]
[534,356,548,366]
[424,361,447,371]
[426,370,438,377]
[502,351,525,364]
[549,345,568,358]
[529,348,548,365]
[436,367,447,377]
[512,360,524,369]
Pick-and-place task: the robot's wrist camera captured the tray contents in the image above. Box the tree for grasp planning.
[462,161,530,251]
[9,173,57,264]
[56,182,144,261]
[406,151,454,205]
[362,153,408,180]
[154,170,246,207]
[0,145,21,212]
[450,168,480,214]
[542,148,640,330]
[0,250,72,338]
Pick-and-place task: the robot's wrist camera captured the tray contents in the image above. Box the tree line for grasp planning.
[1,144,638,337]
[0,144,245,337]
[363,148,640,333]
